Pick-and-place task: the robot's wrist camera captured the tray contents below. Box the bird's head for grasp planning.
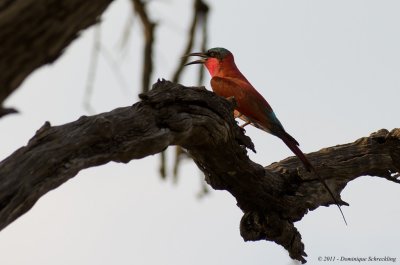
[184,47,234,77]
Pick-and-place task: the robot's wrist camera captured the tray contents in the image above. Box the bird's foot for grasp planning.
[225,96,238,108]
[226,96,236,102]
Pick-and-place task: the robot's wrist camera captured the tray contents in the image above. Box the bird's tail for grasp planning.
[280,132,348,225]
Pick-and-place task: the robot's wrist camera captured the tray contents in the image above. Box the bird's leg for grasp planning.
[240,121,251,128]
[233,110,252,128]
[226,99,252,128]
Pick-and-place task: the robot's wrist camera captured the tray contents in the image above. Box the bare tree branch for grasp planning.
[132,0,156,93]
[171,0,209,84]
[168,0,209,181]
[0,0,113,116]
[197,0,208,86]
[0,80,398,263]
[83,25,102,114]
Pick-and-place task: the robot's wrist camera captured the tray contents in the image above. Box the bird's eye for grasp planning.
[208,51,216,57]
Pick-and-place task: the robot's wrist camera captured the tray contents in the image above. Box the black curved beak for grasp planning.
[183,52,208,66]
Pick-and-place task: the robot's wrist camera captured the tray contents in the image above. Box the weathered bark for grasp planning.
[0,0,113,114]
[0,80,399,263]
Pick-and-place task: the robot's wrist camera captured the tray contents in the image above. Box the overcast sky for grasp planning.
[0,1,399,264]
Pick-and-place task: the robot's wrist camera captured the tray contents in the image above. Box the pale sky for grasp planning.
[0,1,399,264]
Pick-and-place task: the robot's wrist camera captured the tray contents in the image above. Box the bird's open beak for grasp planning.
[183,52,208,66]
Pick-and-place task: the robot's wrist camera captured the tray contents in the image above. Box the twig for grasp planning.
[132,0,156,93]
[99,44,131,96]
[83,25,101,114]
[171,0,209,83]
[0,107,18,118]
[169,0,209,182]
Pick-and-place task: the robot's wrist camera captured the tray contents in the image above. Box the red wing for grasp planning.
[211,76,272,111]
[211,76,276,131]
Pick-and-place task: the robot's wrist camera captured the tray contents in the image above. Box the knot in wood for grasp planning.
[240,212,266,241]
[28,121,52,147]
[36,121,51,136]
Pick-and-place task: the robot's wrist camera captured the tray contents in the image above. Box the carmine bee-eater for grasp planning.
[185,47,347,224]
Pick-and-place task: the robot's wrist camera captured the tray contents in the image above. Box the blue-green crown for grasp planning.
[207,47,232,59]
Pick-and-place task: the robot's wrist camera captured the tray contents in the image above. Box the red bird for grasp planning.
[185,47,347,224]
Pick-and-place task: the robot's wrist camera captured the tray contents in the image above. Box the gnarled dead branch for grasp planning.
[0,80,398,263]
